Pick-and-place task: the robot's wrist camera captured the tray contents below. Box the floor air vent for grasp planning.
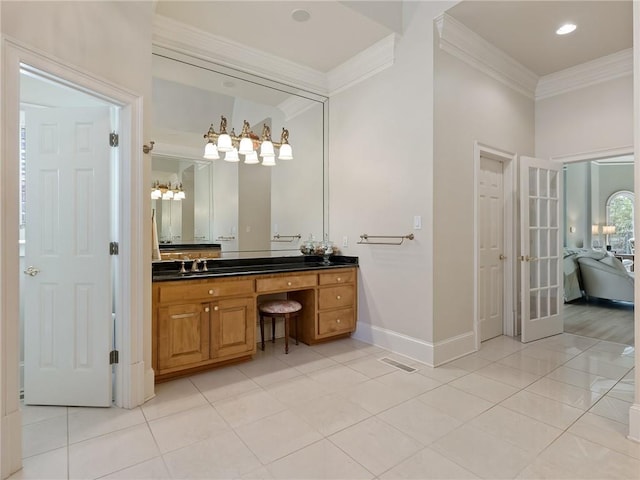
[379,357,417,373]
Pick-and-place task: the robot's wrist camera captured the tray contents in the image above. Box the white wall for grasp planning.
[536,75,633,159]
[433,28,535,350]
[1,1,154,476]
[271,103,325,250]
[329,2,454,364]
[564,162,590,248]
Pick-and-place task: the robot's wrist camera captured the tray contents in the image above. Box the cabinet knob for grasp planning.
[287,281,292,286]
[214,306,219,311]
[208,289,214,295]
[336,295,341,300]
[204,307,210,313]
[336,318,341,324]
[337,277,341,282]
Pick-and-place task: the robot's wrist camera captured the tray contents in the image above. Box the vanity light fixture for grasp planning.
[203,115,293,165]
[556,23,577,35]
[151,181,185,201]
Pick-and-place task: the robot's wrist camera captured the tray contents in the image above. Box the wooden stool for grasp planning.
[258,300,302,354]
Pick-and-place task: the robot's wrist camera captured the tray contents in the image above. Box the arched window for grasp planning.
[606,190,634,253]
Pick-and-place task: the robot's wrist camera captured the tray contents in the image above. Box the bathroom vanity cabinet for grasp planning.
[152,257,358,382]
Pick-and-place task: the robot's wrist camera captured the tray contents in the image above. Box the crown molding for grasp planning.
[435,13,538,100]
[153,15,396,99]
[278,96,321,122]
[327,34,396,96]
[153,14,329,96]
[535,48,632,101]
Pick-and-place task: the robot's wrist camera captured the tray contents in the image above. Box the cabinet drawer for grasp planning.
[318,269,355,286]
[318,285,355,310]
[158,279,254,303]
[256,274,317,293]
[318,308,354,336]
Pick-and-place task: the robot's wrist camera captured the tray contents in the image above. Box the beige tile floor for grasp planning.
[10,333,640,479]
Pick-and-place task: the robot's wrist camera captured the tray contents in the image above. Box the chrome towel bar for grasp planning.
[272,234,302,242]
[357,233,415,245]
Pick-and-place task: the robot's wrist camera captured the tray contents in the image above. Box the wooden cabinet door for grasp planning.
[211,297,256,359]
[157,303,210,370]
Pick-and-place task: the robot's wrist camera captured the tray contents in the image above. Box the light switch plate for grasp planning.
[414,215,422,230]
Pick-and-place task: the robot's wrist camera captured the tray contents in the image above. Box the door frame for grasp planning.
[1,38,146,476]
[473,142,517,350]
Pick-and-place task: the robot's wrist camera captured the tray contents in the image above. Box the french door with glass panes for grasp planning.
[519,156,563,343]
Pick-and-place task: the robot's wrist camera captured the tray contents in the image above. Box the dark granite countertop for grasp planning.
[152,255,358,282]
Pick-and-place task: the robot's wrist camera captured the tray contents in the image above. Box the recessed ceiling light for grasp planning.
[556,23,577,35]
[291,9,311,22]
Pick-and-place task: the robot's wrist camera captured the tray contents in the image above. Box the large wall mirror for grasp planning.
[151,47,328,255]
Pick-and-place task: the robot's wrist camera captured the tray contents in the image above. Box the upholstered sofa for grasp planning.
[563,248,634,303]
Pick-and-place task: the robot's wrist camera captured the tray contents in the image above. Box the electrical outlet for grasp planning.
[343,236,348,248]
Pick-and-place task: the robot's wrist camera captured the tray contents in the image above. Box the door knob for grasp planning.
[499,254,506,260]
[24,266,40,276]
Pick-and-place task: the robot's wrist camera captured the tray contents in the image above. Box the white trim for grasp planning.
[327,34,396,96]
[629,404,640,443]
[435,13,538,100]
[278,96,320,123]
[432,331,476,367]
[0,38,147,473]
[473,143,517,350]
[632,0,640,444]
[551,145,634,164]
[153,14,328,95]
[536,48,632,101]
[153,15,395,98]
[352,322,434,367]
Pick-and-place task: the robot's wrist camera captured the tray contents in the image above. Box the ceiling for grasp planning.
[154,1,401,73]
[155,0,633,77]
[446,1,632,76]
[20,1,634,107]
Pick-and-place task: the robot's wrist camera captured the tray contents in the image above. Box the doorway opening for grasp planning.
[562,153,635,346]
[474,143,516,350]
[19,65,120,407]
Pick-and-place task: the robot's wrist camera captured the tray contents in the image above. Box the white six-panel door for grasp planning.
[478,156,505,341]
[24,106,113,407]
[519,156,563,343]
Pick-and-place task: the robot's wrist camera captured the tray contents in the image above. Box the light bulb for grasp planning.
[262,156,276,166]
[238,137,254,155]
[224,147,239,162]
[244,150,259,164]
[204,142,219,160]
[260,140,275,158]
[278,143,293,160]
[217,133,232,152]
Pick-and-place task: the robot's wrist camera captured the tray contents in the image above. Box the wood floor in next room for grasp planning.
[564,298,634,346]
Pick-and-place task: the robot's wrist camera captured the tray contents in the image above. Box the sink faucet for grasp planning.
[191,259,200,272]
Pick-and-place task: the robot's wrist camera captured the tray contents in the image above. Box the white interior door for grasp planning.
[520,156,563,343]
[478,156,504,341]
[24,106,113,407]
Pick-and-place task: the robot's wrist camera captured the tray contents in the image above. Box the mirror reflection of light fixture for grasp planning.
[203,115,293,165]
[592,224,600,235]
[151,181,185,201]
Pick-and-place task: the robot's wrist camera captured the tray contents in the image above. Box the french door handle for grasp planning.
[24,266,40,276]
[499,254,506,260]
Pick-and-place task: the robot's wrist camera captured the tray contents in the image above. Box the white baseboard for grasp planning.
[433,331,477,366]
[353,322,435,366]
[353,323,477,368]
[143,365,155,404]
[628,403,640,443]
